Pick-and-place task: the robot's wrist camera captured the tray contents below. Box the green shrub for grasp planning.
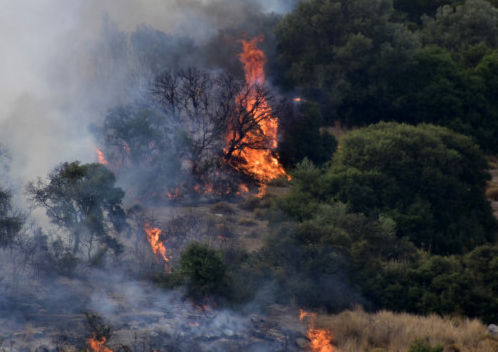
[179,243,228,298]
[408,340,443,352]
[322,122,496,254]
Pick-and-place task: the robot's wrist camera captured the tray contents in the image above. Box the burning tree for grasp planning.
[96,36,289,200]
[151,68,239,176]
[151,40,289,187]
[27,162,127,260]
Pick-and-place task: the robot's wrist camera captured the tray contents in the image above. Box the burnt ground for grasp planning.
[0,184,316,352]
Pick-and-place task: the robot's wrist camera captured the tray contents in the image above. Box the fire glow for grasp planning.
[299,310,334,352]
[229,36,289,188]
[87,335,113,352]
[144,223,169,263]
[94,147,108,165]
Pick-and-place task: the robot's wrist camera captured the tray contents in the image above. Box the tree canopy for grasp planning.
[321,122,496,254]
[27,162,126,259]
[275,0,498,153]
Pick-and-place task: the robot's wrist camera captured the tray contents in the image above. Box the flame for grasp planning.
[144,223,169,263]
[94,147,108,165]
[237,183,250,195]
[227,36,289,193]
[299,310,334,352]
[167,188,181,200]
[293,97,303,103]
[87,335,113,352]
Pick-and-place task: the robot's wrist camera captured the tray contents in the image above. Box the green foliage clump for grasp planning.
[27,162,126,259]
[409,340,443,352]
[260,201,415,310]
[393,0,454,23]
[255,123,498,322]
[179,242,228,298]
[421,0,498,50]
[377,245,498,323]
[278,102,337,168]
[275,0,419,123]
[322,122,496,254]
[275,0,498,153]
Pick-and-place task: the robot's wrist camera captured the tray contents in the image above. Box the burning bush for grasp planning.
[94,36,291,202]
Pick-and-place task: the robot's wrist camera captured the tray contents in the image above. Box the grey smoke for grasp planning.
[0,0,296,204]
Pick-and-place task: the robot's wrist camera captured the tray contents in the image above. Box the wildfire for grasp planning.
[94,147,108,165]
[229,36,289,191]
[167,188,181,200]
[87,335,113,352]
[299,310,334,352]
[144,223,169,263]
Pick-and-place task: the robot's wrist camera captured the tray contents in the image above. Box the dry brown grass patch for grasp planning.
[316,308,497,352]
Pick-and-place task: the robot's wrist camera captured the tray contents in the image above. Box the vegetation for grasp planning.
[318,307,497,351]
[239,123,498,322]
[179,242,229,299]
[276,0,498,153]
[27,162,126,259]
[322,122,495,254]
[3,0,498,348]
[278,102,337,168]
[0,188,22,247]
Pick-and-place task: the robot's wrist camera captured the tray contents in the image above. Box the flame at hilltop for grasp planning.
[229,36,288,187]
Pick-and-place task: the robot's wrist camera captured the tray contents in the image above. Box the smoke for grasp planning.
[0,0,296,203]
[0,2,308,351]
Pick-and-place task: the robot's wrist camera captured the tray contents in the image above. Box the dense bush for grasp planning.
[179,243,229,299]
[275,0,498,153]
[321,123,496,254]
[278,102,337,168]
[409,340,443,352]
[253,123,498,322]
[27,162,126,259]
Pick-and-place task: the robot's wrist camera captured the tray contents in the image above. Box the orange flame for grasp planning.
[299,310,334,352]
[94,147,108,165]
[87,335,113,352]
[144,223,169,263]
[167,188,181,200]
[228,36,289,193]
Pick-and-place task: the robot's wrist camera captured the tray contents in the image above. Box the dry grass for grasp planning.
[316,308,498,352]
[486,185,498,201]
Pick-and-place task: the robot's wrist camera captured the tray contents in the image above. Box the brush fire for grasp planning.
[94,147,109,165]
[87,335,113,352]
[227,36,289,192]
[144,223,170,263]
[300,310,335,352]
[0,2,348,352]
